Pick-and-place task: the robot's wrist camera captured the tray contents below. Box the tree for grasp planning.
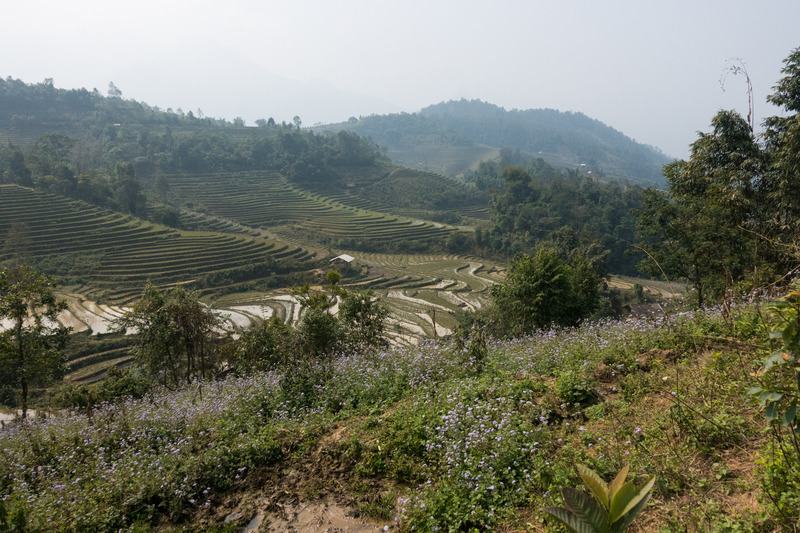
[570,253,602,317]
[0,144,33,186]
[107,81,122,98]
[297,307,343,358]
[764,46,800,235]
[339,289,388,349]
[635,47,800,304]
[233,316,294,373]
[117,283,220,387]
[0,264,69,419]
[636,110,765,305]
[293,275,343,357]
[113,162,147,217]
[490,247,584,335]
[27,133,75,179]
[292,272,388,357]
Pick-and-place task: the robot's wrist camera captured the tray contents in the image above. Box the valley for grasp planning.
[5,57,798,532]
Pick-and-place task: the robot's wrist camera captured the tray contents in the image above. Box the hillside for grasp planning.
[318,99,670,186]
[0,76,489,272]
[0,76,664,385]
[0,184,314,303]
[0,295,792,531]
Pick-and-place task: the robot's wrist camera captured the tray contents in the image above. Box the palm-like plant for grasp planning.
[544,464,655,533]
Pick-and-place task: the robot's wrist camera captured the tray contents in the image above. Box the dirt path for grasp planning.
[236,500,390,532]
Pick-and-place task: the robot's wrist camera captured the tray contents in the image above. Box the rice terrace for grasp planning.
[2,39,800,533]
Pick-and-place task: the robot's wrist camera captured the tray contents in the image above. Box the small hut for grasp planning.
[329,254,356,273]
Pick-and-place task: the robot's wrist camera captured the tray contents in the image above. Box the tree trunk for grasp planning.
[21,380,28,421]
[16,319,27,420]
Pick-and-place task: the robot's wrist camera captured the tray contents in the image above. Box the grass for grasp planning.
[0,295,790,531]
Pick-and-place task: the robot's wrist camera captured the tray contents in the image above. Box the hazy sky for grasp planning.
[2,0,798,158]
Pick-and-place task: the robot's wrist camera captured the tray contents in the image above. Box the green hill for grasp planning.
[162,170,460,253]
[0,184,313,303]
[0,76,493,267]
[319,99,670,186]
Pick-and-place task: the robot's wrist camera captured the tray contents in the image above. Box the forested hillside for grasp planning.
[318,99,670,185]
[0,77,490,262]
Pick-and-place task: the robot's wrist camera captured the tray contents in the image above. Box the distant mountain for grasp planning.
[319,99,670,186]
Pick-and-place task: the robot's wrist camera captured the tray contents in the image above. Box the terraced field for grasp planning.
[34,253,501,348]
[0,184,313,303]
[608,274,686,299]
[32,256,679,382]
[213,253,503,343]
[164,171,454,245]
[63,346,135,386]
[49,250,497,381]
[304,166,491,221]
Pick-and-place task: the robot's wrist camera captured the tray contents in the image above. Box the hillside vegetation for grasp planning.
[318,99,670,186]
[0,295,795,531]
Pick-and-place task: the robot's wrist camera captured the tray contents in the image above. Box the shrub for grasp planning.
[557,369,598,406]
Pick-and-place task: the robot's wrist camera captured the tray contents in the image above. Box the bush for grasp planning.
[556,369,598,406]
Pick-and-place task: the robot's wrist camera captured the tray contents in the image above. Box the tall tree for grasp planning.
[764,46,800,235]
[117,283,219,387]
[636,110,765,305]
[27,133,75,178]
[0,265,69,419]
[113,162,147,217]
[0,144,33,186]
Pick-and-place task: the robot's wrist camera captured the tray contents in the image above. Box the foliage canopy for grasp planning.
[0,264,68,418]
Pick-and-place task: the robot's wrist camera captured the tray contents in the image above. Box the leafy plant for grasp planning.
[556,370,598,406]
[748,288,800,429]
[544,464,655,532]
[748,287,800,527]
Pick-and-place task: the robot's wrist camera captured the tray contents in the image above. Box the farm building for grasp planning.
[329,254,357,272]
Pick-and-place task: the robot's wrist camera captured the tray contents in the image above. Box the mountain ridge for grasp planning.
[319,98,670,186]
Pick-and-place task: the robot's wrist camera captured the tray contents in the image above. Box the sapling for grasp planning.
[544,464,655,533]
[748,288,800,430]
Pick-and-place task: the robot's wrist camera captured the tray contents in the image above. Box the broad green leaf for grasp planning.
[782,323,797,344]
[612,489,653,533]
[609,481,636,523]
[608,464,629,502]
[764,351,786,372]
[757,391,784,403]
[766,403,778,422]
[577,464,610,509]
[746,387,764,396]
[544,506,598,533]
[783,405,797,426]
[562,488,609,533]
[610,476,655,525]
